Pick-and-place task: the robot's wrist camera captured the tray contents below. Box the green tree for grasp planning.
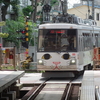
[0,32,9,38]
[2,20,24,47]
[22,5,33,17]
[2,7,34,48]
[50,0,58,6]
[0,0,20,21]
[0,0,40,50]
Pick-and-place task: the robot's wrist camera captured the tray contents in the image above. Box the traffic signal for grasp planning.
[22,41,29,48]
[16,17,29,50]
[43,4,51,13]
[21,17,29,49]
[16,30,26,34]
[18,29,29,48]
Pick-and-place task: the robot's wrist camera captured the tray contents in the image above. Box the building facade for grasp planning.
[68,5,100,26]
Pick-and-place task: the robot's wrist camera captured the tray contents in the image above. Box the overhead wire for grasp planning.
[68,1,87,17]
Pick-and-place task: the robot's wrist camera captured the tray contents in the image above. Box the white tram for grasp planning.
[37,18,100,77]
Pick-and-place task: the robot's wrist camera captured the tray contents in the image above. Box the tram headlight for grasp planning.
[70,59,76,65]
[38,59,44,65]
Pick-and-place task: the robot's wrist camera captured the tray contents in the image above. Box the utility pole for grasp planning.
[92,0,95,20]
[63,0,68,14]
[0,3,2,46]
[33,0,37,22]
[0,47,2,70]
[31,0,37,22]
[87,0,90,19]
[61,0,68,15]
[81,0,94,20]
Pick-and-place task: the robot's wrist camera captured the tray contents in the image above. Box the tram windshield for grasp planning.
[38,29,77,52]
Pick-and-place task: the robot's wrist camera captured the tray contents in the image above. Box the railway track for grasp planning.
[64,83,81,100]
[21,78,50,100]
[20,77,81,100]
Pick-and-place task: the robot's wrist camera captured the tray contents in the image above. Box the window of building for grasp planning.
[96,13,99,21]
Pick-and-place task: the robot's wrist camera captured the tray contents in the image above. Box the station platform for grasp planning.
[80,70,100,100]
[0,71,25,92]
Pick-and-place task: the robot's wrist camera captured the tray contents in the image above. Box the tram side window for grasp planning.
[83,33,91,51]
[68,35,76,50]
[95,34,98,47]
[79,36,81,51]
[90,35,93,49]
[81,38,83,51]
[90,35,92,49]
[78,35,83,51]
[88,34,91,50]
[83,34,85,50]
[84,35,87,50]
[98,35,100,47]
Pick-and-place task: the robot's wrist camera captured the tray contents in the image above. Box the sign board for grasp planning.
[0,21,5,26]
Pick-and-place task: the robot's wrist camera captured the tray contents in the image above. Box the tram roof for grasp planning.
[39,23,100,31]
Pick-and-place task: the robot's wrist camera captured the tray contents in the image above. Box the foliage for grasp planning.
[22,5,33,16]
[2,20,25,47]
[50,0,58,6]
[2,7,25,47]
[2,8,37,47]
[0,32,9,38]
[1,65,15,70]
[28,22,38,46]
[0,0,20,20]
[17,6,25,22]
[11,1,20,19]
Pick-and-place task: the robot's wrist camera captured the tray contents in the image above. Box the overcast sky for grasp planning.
[68,0,80,8]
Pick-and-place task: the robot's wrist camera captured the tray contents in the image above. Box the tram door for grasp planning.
[78,31,83,66]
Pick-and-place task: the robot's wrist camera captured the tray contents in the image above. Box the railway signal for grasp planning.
[43,4,51,13]
[43,4,51,22]
[16,29,29,49]
[17,29,29,49]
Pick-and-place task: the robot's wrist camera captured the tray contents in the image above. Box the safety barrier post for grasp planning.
[95,86,100,100]
[13,46,16,70]
[25,16,29,57]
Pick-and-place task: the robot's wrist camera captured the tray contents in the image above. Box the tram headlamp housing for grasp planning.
[38,59,44,65]
[70,59,76,65]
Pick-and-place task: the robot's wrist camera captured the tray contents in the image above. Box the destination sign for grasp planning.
[50,30,65,34]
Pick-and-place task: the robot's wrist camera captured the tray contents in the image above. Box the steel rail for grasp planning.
[64,76,81,100]
[27,78,50,100]
[64,82,72,100]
